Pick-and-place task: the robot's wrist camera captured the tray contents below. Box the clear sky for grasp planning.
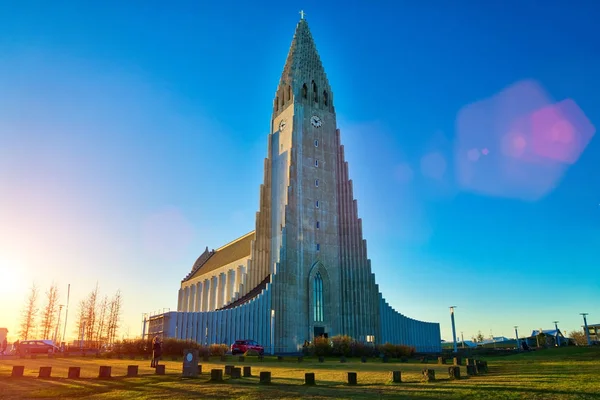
[1,1,598,343]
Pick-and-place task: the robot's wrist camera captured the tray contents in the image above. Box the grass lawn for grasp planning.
[1,347,599,399]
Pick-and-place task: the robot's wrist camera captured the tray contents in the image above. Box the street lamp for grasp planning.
[449,306,458,353]
[514,326,520,350]
[580,313,591,346]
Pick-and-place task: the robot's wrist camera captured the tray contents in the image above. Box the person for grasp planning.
[151,336,162,368]
[1,338,7,355]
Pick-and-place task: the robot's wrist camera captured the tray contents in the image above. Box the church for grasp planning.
[145,16,441,353]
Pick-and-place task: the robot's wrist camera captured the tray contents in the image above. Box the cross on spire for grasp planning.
[299,10,306,20]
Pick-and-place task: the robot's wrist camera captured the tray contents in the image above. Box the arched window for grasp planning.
[312,81,318,102]
[323,90,328,106]
[288,85,292,101]
[302,84,308,99]
[314,272,324,322]
[275,96,279,111]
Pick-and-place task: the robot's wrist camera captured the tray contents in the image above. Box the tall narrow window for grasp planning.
[315,179,319,187]
[323,90,328,106]
[315,140,318,147]
[312,80,318,102]
[314,272,323,322]
[275,96,279,111]
[315,200,319,208]
[316,221,320,229]
[288,85,292,101]
[316,243,320,251]
[315,159,318,167]
[302,84,308,99]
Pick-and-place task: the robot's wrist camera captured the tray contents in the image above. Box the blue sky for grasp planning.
[1,1,598,342]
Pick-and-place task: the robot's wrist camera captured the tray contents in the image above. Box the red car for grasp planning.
[231,340,264,355]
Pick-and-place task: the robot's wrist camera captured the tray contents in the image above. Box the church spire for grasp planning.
[273,14,333,116]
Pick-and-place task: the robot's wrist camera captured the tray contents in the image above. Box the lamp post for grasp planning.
[553,321,561,346]
[514,326,520,350]
[449,306,458,353]
[580,313,591,346]
[270,309,275,355]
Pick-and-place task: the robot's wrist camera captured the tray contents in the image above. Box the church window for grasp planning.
[323,90,328,106]
[288,85,292,101]
[315,140,318,147]
[315,159,318,167]
[315,179,319,187]
[302,84,308,99]
[315,200,319,208]
[316,221,320,229]
[312,80,318,102]
[275,96,279,111]
[316,243,320,251]
[314,272,324,322]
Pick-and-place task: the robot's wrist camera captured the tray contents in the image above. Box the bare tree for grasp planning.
[74,299,87,343]
[570,329,588,346]
[106,290,122,344]
[95,295,109,345]
[40,283,60,339]
[19,283,39,340]
[83,284,99,345]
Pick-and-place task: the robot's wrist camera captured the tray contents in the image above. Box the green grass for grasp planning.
[1,347,599,399]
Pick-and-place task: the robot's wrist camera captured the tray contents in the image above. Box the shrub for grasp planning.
[311,336,331,356]
[331,335,352,357]
[209,344,228,356]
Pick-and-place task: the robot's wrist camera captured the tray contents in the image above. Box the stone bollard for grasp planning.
[238,356,245,362]
[318,356,325,363]
[297,356,303,362]
[231,367,242,379]
[197,364,203,374]
[448,366,461,380]
[347,372,358,385]
[127,365,138,377]
[390,371,402,383]
[466,365,477,376]
[243,366,251,377]
[277,356,283,362]
[421,369,435,382]
[155,365,166,375]
[224,365,234,375]
[305,372,316,385]
[210,369,223,382]
[361,356,367,363]
[99,366,112,379]
[453,356,462,366]
[477,360,488,373]
[259,371,271,384]
[68,367,81,379]
[38,367,52,378]
[438,356,445,365]
[11,366,25,377]
[340,356,347,363]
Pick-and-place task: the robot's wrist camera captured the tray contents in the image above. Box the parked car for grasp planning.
[231,339,264,355]
[17,340,60,355]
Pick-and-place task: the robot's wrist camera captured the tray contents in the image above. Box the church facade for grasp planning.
[146,18,441,353]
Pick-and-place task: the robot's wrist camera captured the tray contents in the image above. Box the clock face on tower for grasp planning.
[310,115,322,128]
[279,119,287,132]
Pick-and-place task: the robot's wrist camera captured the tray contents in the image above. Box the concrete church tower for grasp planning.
[154,16,441,354]
[266,17,380,349]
